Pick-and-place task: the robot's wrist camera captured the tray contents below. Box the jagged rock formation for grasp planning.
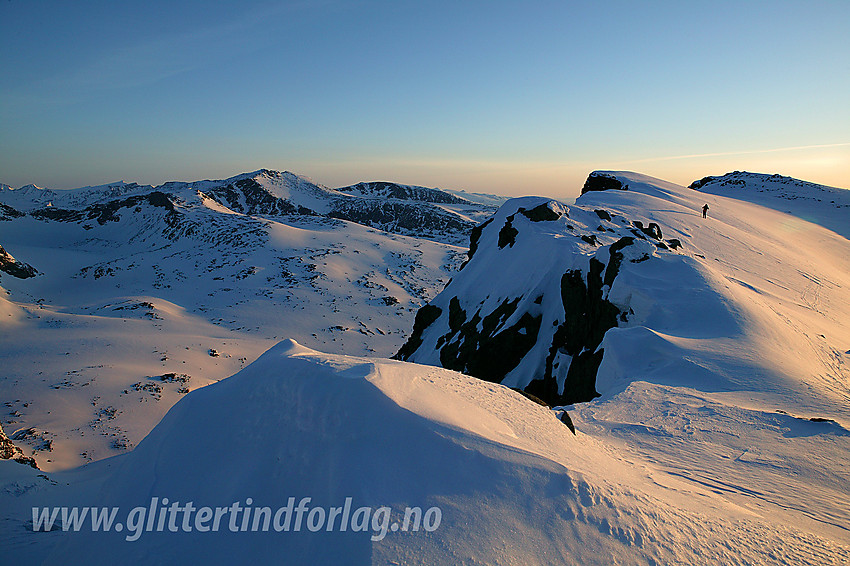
[0,423,38,468]
[0,202,24,221]
[395,181,684,406]
[0,244,37,279]
[581,171,628,194]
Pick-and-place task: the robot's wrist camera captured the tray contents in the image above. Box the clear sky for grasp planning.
[2,0,848,198]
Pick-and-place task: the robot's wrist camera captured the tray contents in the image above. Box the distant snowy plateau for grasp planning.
[1,169,848,564]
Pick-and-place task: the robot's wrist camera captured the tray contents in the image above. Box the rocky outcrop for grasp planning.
[0,244,38,279]
[30,191,176,225]
[581,172,628,194]
[0,423,38,468]
[395,192,682,406]
[0,202,24,221]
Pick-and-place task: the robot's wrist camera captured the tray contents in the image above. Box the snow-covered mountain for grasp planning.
[390,170,850,559]
[0,170,503,470]
[397,170,850,408]
[1,168,848,564]
[0,170,496,244]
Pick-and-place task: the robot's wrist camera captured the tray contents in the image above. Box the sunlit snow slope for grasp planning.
[397,170,850,551]
[2,341,847,565]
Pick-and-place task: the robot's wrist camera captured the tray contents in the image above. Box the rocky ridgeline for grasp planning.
[395,176,684,406]
[0,170,498,247]
[0,243,38,279]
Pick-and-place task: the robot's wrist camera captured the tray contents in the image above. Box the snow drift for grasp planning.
[3,340,846,565]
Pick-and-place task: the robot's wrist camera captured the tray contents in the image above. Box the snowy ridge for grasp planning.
[2,340,847,564]
[689,170,850,238]
[399,170,850,408]
[396,170,850,555]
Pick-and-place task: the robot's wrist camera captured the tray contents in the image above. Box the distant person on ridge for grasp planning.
[702,204,709,218]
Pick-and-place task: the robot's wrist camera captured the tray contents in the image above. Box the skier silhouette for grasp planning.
[702,204,709,218]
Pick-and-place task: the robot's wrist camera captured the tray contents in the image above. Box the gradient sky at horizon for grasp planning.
[2,0,848,198]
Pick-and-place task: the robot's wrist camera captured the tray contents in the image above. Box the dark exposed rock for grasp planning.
[633,221,662,240]
[519,203,563,222]
[447,296,467,333]
[688,176,715,190]
[330,200,471,234]
[581,235,598,245]
[434,296,542,384]
[512,388,549,407]
[336,181,469,204]
[559,411,576,434]
[809,417,836,423]
[668,238,682,249]
[581,172,626,195]
[394,305,443,360]
[153,372,190,384]
[31,191,176,225]
[0,202,24,220]
[594,209,612,221]
[689,174,746,190]
[498,215,519,249]
[604,237,634,288]
[465,218,493,265]
[0,244,38,279]
[0,423,38,469]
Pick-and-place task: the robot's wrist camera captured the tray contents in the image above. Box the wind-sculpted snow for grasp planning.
[2,341,847,565]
